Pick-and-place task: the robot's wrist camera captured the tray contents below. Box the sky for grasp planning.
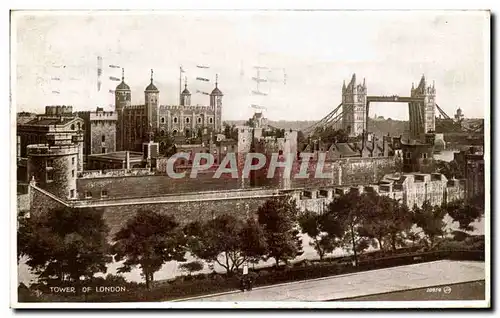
[13,11,489,121]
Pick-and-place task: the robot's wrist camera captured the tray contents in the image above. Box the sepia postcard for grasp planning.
[10,10,490,309]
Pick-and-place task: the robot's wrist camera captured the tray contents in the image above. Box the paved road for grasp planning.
[179,260,485,302]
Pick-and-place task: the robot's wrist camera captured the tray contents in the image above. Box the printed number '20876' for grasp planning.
[426,287,442,293]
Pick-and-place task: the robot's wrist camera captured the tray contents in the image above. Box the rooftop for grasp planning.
[88,151,143,162]
[22,117,77,127]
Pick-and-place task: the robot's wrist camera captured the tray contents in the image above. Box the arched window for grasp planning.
[160,130,165,136]
[173,117,178,124]
[161,117,165,124]
[77,123,81,130]
[71,124,75,130]
[186,117,190,123]
[197,117,202,124]
[209,118,213,124]
[172,129,178,136]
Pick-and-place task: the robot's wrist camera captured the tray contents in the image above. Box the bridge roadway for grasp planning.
[177,260,485,302]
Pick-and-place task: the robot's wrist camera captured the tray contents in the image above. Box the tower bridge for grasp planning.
[304,74,458,141]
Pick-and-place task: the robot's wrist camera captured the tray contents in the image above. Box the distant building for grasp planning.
[454,107,465,122]
[410,75,436,136]
[17,106,85,182]
[86,151,144,170]
[114,70,223,152]
[342,74,367,137]
[454,147,484,200]
[76,107,117,159]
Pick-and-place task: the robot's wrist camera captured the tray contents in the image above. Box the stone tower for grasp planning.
[115,68,131,151]
[180,77,191,106]
[210,75,223,133]
[410,75,436,139]
[145,69,160,134]
[342,74,367,137]
[27,141,80,200]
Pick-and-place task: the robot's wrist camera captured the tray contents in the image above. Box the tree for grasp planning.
[112,210,187,289]
[178,261,204,276]
[434,160,464,179]
[358,194,413,251]
[385,203,413,250]
[239,218,268,264]
[257,196,303,267]
[311,126,349,144]
[298,209,340,261]
[185,215,266,275]
[443,195,484,232]
[325,191,372,266]
[412,201,447,249]
[18,207,111,284]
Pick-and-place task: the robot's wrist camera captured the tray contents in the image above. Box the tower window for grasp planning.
[161,117,165,124]
[186,117,190,123]
[101,190,108,198]
[102,135,106,142]
[160,130,165,136]
[172,130,178,136]
[209,118,213,124]
[102,147,106,154]
[46,171,54,182]
[198,117,202,124]
[71,157,75,166]
[173,117,178,124]
[71,170,75,178]
[46,159,54,168]
[71,124,75,130]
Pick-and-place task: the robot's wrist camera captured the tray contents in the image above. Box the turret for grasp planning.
[115,68,131,111]
[341,73,367,137]
[180,77,191,106]
[210,74,223,133]
[144,69,159,133]
[115,68,130,151]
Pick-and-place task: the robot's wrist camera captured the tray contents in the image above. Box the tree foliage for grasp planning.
[185,214,267,274]
[298,209,341,261]
[223,123,238,140]
[311,126,349,144]
[412,201,447,249]
[18,207,111,283]
[178,261,204,276]
[325,191,371,266]
[442,195,485,232]
[434,160,464,179]
[358,194,413,251]
[257,196,303,267]
[112,210,187,289]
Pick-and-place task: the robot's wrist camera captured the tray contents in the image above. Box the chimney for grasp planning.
[125,151,130,170]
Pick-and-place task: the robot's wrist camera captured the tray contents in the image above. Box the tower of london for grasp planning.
[114,69,223,152]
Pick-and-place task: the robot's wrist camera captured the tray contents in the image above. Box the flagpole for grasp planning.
[179,66,182,105]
